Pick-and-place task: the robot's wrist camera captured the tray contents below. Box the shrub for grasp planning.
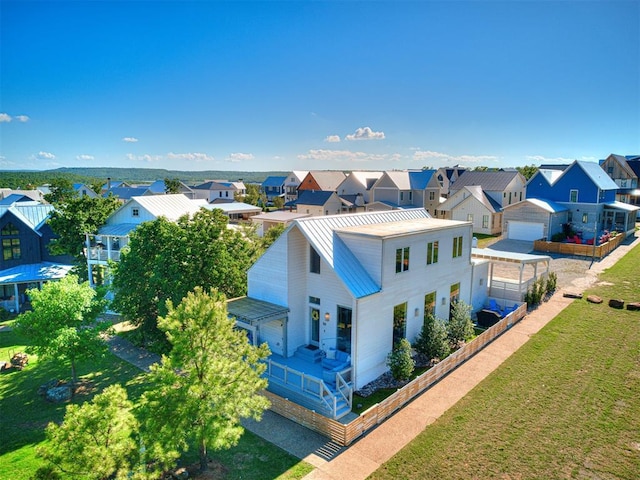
[414,313,450,361]
[387,338,415,381]
[545,272,557,295]
[551,232,565,242]
[447,300,474,348]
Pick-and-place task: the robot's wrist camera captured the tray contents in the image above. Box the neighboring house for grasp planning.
[101,180,131,194]
[73,183,99,198]
[0,201,74,313]
[297,171,348,195]
[502,198,569,241]
[336,171,383,204]
[191,180,242,202]
[0,188,47,203]
[521,160,638,241]
[290,190,344,216]
[261,176,287,203]
[437,185,503,235]
[283,170,308,205]
[435,165,466,199]
[146,180,196,199]
[250,211,311,237]
[445,170,527,214]
[85,194,208,285]
[370,170,441,214]
[600,153,640,206]
[229,209,477,417]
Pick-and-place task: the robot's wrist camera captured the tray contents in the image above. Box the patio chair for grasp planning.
[488,299,503,316]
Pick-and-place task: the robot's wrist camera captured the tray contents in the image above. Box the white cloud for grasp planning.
[122,137,139,143]
[36,151,56,160]
[324,135,341,143]
[126,153,161,163]
[228,152,254,162]
[525,155,574,164]
[76,154,95,161]
[167,152,215,162]
[16,115,30,122]
[0,113,12,123]
[345,127,385,141]
[297,149,393,163]
[412,150,498,165]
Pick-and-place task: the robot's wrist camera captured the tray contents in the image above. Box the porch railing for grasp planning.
[84,247,121,263]
[489,277,534,302]
[264,358,353,419]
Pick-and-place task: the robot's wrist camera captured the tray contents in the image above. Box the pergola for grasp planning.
[227,296,289,351]
[472,248,552,302]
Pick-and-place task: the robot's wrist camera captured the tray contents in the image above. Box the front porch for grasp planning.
[227,296,354,420]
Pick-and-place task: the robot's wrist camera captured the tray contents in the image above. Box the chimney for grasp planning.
[107,177,111,191]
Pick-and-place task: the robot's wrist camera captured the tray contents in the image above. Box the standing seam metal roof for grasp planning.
[293,209,431,298]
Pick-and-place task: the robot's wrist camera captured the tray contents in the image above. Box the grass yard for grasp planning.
[0,324,312,480]
[370,243,640,480]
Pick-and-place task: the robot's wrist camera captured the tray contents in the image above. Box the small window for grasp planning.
[400,192,404,201]
[429,191,435,201]
[427,241,439,265]
[396,247,410,273]
[132,207,139,217]
[309,296,320,305]
[2,238,20,260]
[570,189,578,202]
[453,236,463,258]
[582,213,588,223]
[1,223,19,236]
[310,246,321,274]
[482,215,489,228]
[467,214,473,222]
[409,191,413,202]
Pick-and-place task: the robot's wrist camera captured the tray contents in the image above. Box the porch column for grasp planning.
[518,264,524,300]
[282,315,288,358]
[86,233,94,288]
[13,284,19,313]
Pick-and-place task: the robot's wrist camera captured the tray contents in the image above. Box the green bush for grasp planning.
[545,272,557,295]
[551,232,565,242]
[447,300,474,348]
[387,338,415,381]
[414,313,450,361]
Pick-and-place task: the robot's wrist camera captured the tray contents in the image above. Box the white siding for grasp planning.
[337,233,383,285]
[260,319,285,356]
[247,233,288,306]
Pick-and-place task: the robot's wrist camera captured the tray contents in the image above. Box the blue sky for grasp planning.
[1,1,638,172]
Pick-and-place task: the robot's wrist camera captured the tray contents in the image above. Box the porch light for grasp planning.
[442,297,446,305]
[324,312,330,321]
[414,308,420,317]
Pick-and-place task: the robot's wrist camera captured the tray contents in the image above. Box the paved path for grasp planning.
[101,232,639,480]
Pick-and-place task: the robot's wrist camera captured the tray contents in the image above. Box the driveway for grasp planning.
[483,237,610,292]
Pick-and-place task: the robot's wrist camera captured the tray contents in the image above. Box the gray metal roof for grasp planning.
[0,204,54,232]
[505,198,568,213]
[227,296,289,326]
[293,209,431,298]
[451,170,523,192]
[98,223,139,236]
[472,248,551,266]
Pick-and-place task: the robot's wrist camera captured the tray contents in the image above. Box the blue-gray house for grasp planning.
[261,176,286,203]
[525,160,638,240]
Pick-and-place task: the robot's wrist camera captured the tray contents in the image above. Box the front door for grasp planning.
[310,307,320,346]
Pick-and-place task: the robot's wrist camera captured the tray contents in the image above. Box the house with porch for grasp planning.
[0,201,74,313]
[283,171,309,205]
[600,153,640,207]
[523,160,638,242]
[227,209,480,418]
[261,176,287,203]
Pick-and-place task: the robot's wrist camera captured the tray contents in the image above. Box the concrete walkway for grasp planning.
[103,233,639,480]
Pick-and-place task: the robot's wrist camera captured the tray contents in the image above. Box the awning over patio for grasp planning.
[227,296,289,326]
[0,262,74,285]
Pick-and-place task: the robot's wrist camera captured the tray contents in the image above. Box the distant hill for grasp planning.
[0,167,289,189]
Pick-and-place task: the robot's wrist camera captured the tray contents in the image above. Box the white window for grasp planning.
[482,215,489,228]
[570,189,578,202]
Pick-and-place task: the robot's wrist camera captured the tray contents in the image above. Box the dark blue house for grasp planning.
[261,176,287,203]
[526,160,638,239]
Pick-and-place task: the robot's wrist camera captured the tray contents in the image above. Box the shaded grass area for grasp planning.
[0,327,311,479]
[371,244,640,480]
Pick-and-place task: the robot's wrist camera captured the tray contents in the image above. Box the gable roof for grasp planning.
[464,185,502,212]
[0,194,37,205]
[451,170,523,192]
[571,161,618,190]
[124,194,207,221]
[292,209,432,298]
[104,186,150,199]
[193,180,235,191]
[262,176,287,188]
[284,171,309,186]
[305,171,348,191]
[381,170,436,190]
[503,198,568,213]
[295,190,337,206]
[343,171,383,189]
[627,159,640,177]
[0,204,54,233]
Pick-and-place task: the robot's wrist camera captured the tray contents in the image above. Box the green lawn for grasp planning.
[0,325,312,479]
[370,244,640,479]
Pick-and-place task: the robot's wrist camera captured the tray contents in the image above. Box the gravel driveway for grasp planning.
[484,238,618,293]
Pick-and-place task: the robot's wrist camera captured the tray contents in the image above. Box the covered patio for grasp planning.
[0,262,74,313]
[603,201,639,236]
[472,248,552,303]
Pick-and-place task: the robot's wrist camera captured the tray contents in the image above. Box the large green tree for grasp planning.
[140,288,270,473]
[15,275,109,384]
[516,164,539,180]
[46,194,120,278]
[111,209,258,340]
[37,385,139,480]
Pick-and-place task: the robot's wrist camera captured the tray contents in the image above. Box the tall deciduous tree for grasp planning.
[140,288,270,473]
[15,275,109,384]
[37,385,139,480]
[516,164,539,180]
[163,177,182,194]
[44,178,76,204]
[111,209,258,340]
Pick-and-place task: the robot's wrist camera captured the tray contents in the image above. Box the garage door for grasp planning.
[507,221,544,241]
